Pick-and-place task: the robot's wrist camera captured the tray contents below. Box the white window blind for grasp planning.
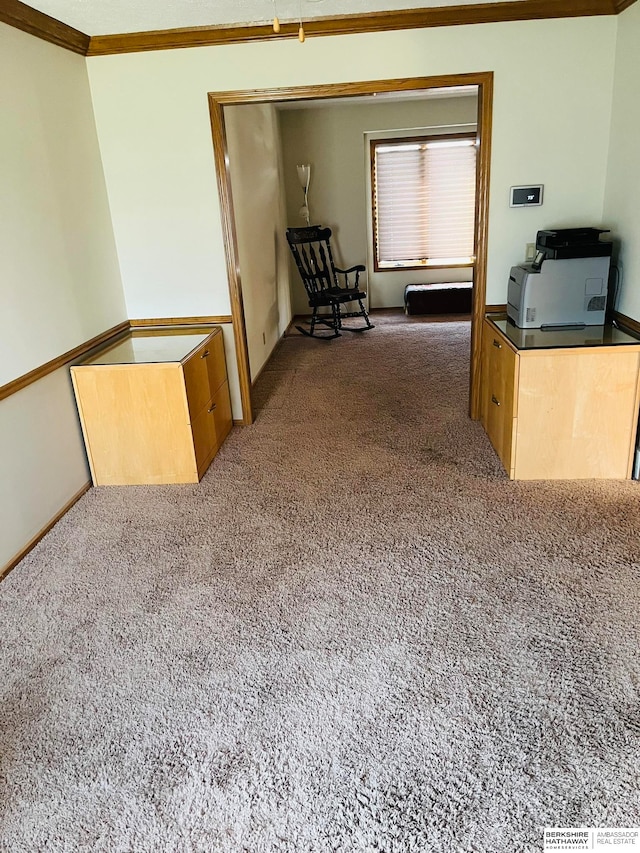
[373,136,477,268]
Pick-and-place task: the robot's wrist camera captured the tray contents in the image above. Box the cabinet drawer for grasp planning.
[482,323,518,473]
[183,332,227,420]
[191,380,233,475]
[204,332,227,395]
[183,336,216,420]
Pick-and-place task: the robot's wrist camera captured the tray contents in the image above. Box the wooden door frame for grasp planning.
[208,71,493,425]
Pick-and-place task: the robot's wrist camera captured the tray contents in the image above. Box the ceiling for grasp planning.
[24,0,523,36]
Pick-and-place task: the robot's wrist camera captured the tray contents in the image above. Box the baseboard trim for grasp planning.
[250,359,270,387]
[283,316,299,336]
[129,316,233,327]
[250,321,296,387]
[1,482,91,583]
[485,303,507,313]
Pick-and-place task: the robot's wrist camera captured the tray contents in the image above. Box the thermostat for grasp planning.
[510,185,543,207]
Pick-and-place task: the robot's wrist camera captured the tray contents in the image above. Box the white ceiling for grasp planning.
[26,0,523,36]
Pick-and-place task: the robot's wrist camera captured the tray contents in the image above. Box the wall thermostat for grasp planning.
[510,185,544,207]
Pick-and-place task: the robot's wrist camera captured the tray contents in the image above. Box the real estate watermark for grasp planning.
[544,828,640,851]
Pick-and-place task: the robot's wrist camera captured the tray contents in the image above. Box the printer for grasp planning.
[507,228,612,329]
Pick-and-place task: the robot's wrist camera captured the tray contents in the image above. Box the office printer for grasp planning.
[507,228,612,328]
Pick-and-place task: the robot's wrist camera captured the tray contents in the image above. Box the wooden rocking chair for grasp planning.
[286,226,375,339]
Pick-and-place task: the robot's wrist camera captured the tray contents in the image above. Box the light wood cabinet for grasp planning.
[71,327,232,485]
[481,323,518,473]
[480,316,640,480]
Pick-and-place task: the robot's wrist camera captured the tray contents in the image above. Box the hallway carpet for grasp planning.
[1,317,639,851]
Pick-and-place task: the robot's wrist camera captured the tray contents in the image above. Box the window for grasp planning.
[371,134,477,271]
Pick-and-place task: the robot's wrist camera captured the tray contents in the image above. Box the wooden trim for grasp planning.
[612,310,640,337]
[250,330,290,387]
[208,72,492,426]
[129,315,233,327]
[1,482,91,583]
[486,303,507,313]
[469,73,493,420]
[0,0,89,53]
[211,72,496,107]
[283,316,299,337]
[86,0,618,56]
[4,0,631,57]
[251,358,271,388]
[208,98,254,426]
[0,321,130,402]
[0,319,236,404]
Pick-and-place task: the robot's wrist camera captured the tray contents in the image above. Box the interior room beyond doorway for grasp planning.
[209,73,492,425]
[276,86,479,317]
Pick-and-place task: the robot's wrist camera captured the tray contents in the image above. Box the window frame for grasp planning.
[370,131,478,274]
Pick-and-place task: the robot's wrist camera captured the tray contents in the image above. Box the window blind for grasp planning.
[373,136,477,268]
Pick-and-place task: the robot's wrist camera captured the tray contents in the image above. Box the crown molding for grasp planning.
[2,0,636,57]
[86,0,619,56]
[0,0,89,53]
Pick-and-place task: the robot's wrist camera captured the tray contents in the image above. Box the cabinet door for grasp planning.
[515,348,640,479]
[71,363,198,485]
[481,322,518,474]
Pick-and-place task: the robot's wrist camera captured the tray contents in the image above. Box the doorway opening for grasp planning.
[208,73,493,425]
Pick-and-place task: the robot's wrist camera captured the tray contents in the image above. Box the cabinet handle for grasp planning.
[201,350,210,358]
[492,339,502,349]
[491,395,501,406]
[208,404,217,413]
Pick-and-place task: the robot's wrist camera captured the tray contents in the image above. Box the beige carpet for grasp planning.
[1,315,639,851]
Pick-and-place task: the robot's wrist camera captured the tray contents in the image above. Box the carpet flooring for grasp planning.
[1,315,639,851]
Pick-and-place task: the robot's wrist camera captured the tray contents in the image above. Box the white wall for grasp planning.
[225,104,292,380]
[86,15,617,325]
[0,371,91,569]
[604,0,640,320]
[1,23,127,570]
[0,25,126,384]
[279,96,477,310]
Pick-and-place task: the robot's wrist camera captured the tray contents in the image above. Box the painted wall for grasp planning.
[0,23,126,570]
[1,25,126,383]
[604,0,640,320]
[279,96,477,311]
[0,371,90,570]
[86,15,617,325]
[225,104,292,380]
